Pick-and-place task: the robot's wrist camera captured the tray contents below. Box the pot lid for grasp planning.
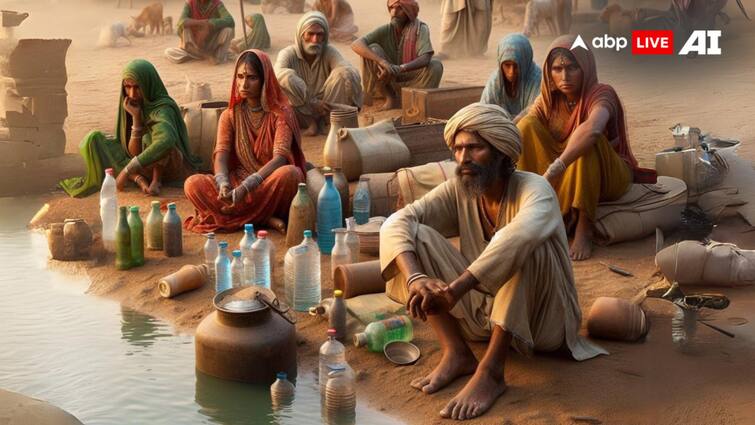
[214,286,271,313]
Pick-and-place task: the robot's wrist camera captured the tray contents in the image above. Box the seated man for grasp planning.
[165,0,235,64]
[275,11,363,136]
[314,0,359,43]
[380,103,606,421]
[351,0,443,111]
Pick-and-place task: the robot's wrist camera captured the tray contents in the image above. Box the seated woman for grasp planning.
[184,49,307,233]
[60,59,201,198]
[480,33,541,124]
[230,14,271,54]
[517,35,655,261]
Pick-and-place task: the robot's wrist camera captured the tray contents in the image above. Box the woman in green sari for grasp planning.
[60,59,201,197]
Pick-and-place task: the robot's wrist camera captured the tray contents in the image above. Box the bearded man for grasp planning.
[276,11,363,136]
[379,103,606,421]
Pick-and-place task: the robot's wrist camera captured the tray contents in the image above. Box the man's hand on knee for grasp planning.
[407,277,457,321]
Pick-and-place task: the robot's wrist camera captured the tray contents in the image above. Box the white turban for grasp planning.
[443,103,522,163]
[295,11,329,56]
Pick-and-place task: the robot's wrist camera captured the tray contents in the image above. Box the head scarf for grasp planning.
[387,0,422,64]
[241,14,271,51]
[481,34,542,117]
[387,0,419,21]
[188,0,221,19]
[444,103,522,163]
[294,11,330,58]
[228,50,307,175]
[531,35,655,183]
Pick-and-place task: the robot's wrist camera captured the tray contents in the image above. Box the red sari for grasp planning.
[184,49,306,233]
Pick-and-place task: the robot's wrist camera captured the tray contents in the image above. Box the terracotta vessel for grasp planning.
[159,264,208,298]
[46,223,66,260]
[587,297,649,342]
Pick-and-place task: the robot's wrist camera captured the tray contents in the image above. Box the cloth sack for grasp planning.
[395,160,458,208]
[594,176,688,245]
[360,171,399,217]
[655,240,755,287]
[337,119,411,181]
[695,187,746,222]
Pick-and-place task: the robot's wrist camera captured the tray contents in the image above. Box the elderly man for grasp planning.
[438,0,492,58]
[351,0,443,111]
[379,103,606,421]
[165,0,235,64]
[276,12,363,136]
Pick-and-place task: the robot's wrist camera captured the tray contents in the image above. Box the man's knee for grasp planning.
[217,27,234,43]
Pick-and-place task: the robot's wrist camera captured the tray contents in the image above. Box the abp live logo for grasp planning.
[632,30,721,55]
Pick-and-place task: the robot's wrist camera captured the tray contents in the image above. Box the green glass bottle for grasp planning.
[115,206,133,270]
[146,201,163,250]
[128,206,145,267]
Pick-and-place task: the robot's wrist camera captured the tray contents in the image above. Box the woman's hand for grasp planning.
[217,183,232,202]
[123,98,142,121]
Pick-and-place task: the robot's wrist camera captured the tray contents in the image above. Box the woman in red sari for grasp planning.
[184,49,307,233]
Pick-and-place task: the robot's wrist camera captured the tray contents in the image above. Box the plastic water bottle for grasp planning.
[231,249,244,287]
[354,315,414,352]
[317,173,342,254]
[329,289,347,341]
[127,206,144,267]
[239,223,255,261]
[353,176,371,225]
[203,233,218,282]
[284,240,303,306]
[115,206,132,270]
[270,371,295,409]
[243,254,255,286]
[214,241,232,293]
[145,201,163,250]
[294,230,321,312]
[325,364,356,414]
[99,168,117,251]
[319,328,346,392]
[252,230,271,288]
[345,217,360,263]
[331,228,351,279]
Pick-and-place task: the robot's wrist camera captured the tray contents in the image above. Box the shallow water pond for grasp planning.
[0,196,398,424]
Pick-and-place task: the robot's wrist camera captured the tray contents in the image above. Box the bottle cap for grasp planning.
[334,289,343,298]
[303,230,312,238]
[129,206,139,212]
[119,206,128,212]
[327,363,347,374]
[258,230,268,238]
[354,332,367,347]
[298,182,306,188]
[232,249,241,257]
[168,202,176,209]
[244,223,253,233]
[151,201,160,207]
[324,173,334,180]
[322,166,332,172]
[276,371,287,380]
[105,168,114,175]
[205,232,215,238]
[327,328,337,336]
[219,241,229,248]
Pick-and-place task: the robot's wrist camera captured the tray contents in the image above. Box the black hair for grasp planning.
[237,51,265,86]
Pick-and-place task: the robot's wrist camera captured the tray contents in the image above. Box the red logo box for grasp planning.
[632,31,674,55]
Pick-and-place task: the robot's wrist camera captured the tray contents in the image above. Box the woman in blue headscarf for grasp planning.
[480,33,541,123]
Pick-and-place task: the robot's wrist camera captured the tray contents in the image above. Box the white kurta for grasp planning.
[380,171,607,360]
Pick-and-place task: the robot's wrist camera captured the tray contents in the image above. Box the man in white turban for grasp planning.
[275,11,363,136]
[379,103,606,421]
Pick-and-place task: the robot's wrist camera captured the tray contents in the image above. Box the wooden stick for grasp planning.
[698,320,735,338]
[599,262,634,277]
[239,0,248,46]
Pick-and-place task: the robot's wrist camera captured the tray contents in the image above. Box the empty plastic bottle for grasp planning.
[240,223,255,261]
[162,203,182,257]
[115,206,132,270]
[317,173,342,254]
[270,371,296,409]
[203,232,218,282]
[145,201,163,250]
[294,230,321,312]
[319,328,346,392]
[215,241,232,293]
[127,206,145,267]
[331,228,351,279]
[284,239,305,306]
[345,217,360,263]
[252,231,271,289]
[353,177,371,225]
[354,315,414,352]
[99,168,118,252]
[325,364,356,414]
[672,306,698,352]
[231,249,244,288]
[329,290,347,341]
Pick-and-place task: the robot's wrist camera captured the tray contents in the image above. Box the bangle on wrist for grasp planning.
[407,273,428,288]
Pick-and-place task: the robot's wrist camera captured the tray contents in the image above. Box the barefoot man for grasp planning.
[351,0,443,111]
[379,103,606,421]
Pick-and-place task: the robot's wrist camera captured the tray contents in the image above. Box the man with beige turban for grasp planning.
[275,11,363,136]
[380,103,606,421]
[351,0,443,111]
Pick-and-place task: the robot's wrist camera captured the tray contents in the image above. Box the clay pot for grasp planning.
[46,223,66,260]
[587,297,649,342]
[286,183,316,247]
[323,104,359,171]
[195,287,297,384]
[63,219,92,260]
[333,260,385,299]
[158,264,208,298]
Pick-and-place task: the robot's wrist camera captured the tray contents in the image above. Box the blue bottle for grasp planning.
[215,241,232,293]
[317,173,342,254]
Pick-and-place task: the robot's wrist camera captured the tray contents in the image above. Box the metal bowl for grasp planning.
[384,341,420,366]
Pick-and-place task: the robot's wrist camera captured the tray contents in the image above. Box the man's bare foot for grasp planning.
[301,118,319,136]
[147,178,161,196]
[410,348,477,394]
[378,96,400,112]
[440,365,507,421]
[570,211,594,261]
[134,176,151,194]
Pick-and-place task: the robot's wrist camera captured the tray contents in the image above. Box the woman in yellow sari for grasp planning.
[517,35,655,260]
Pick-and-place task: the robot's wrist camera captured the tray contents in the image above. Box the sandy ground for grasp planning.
[6,0,755,423]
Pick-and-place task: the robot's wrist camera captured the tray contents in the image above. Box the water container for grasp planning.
[319,328,346,392]
[353,177,371,225]
[252,230,271,289]
[115,206,132,270]
[231,249,244,288]
[162,203,182,257]
[243,255,255,287]
[286,183,316,248]
[146,201,163,250]
[294,230,321,312]
[270,371,296,409]
[203,232,218,282]
[329,290,347,341]
[215,241,232,293]
[331,228,351,279]
[672,306,698,352]
[100,168,117,251]
[345,217,360,263]
[284,241,303,306]
[127,206,145,267]
[239,223,255,261]
[325,364,356,414]
[317,173,342,254]
[354,315,414,352]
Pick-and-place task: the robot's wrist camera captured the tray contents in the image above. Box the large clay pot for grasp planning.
[323,105,359,172]
[195,287,297,384]
[63,219,93,260]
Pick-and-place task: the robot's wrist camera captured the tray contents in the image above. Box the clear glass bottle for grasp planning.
[319,328,346,393]
[353,176,371,225]
[231,249,244,288]
[127,206,144,267]
[330,228,351,279]
[345,217,360,264]
[270,371,296,409]
[252,230,271,288]
[203,232,218,282]
[294,230,321,312]
[214,241,232,293]
[145,200,163,250]
[99,168,117,252]
[115,206,132,270]
[239,223,255,261]
[354,315,414,352]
